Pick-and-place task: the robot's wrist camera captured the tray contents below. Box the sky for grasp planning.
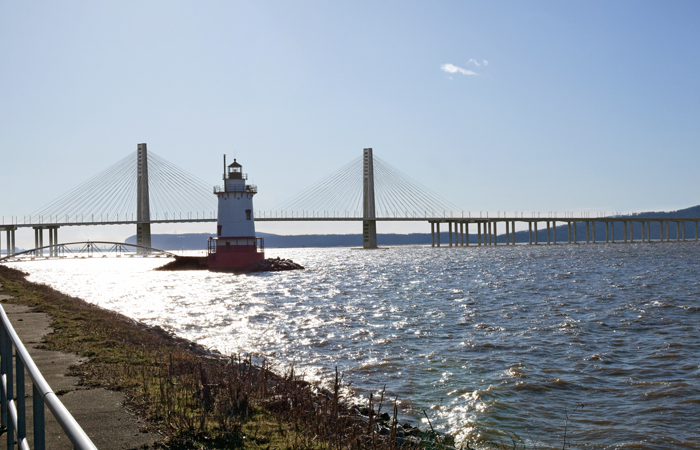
[1,1,700,248]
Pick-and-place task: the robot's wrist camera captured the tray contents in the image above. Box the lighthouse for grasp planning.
[207,157,265,271]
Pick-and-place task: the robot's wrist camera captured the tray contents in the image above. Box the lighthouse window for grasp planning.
[246,209,252,220]
[217,225,222,237]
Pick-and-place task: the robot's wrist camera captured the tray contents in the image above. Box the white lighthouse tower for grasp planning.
[207,157,265,271]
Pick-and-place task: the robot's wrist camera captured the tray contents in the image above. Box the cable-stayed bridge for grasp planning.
[1,145,469,253]
[2,144,700,258]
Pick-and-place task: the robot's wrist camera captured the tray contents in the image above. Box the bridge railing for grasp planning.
[253,210,632,220]
[1,211,217,226]
[2,211,644,226]
[0,305,97,450]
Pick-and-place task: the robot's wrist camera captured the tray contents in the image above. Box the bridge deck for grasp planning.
[4,216,700,229]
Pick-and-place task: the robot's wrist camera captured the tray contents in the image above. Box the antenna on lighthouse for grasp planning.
[223,154,226,179]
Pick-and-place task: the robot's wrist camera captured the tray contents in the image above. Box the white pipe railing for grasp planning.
[0,306,97,450]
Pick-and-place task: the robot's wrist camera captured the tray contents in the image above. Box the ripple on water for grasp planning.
[10,243,700,448]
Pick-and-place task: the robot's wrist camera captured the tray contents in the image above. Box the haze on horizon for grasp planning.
[1,1,699,248]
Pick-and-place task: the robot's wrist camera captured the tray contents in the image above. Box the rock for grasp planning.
[153,255,208,271]
[246,257,305,272]
[154,256,304,273]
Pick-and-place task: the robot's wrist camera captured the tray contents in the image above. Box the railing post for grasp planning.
[16,353,26,447]
[33,384,45,450]
[5,328,14,450]
[1,326,7,430]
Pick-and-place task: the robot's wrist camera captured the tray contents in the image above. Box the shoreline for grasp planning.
[0,265,446,449]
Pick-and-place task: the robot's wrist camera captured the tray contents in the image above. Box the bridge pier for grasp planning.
[449,222,453,247]
[604,222,608,243]
[363,220,377,248]
[436,222,441,247]
[631,221,635,242]
[51,227,58,256]
[430,222,435,247]
[362,148,378,249]
[1,227,16,257]
[660,221,664,241]
[612,221,615,243]
[546,221,550,244]
[33,227,44,256]
[137,144,153,251]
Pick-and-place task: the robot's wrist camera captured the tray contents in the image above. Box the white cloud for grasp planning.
[440,63,477,76]
[466,59,489,67]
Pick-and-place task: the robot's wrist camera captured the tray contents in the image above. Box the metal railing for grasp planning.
[212,185,258,194]
[0,305,97,450]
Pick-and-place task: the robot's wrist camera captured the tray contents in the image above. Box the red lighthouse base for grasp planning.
[207,237,265,272]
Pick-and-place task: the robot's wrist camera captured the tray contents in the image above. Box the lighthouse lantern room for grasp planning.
[208,156,265,271]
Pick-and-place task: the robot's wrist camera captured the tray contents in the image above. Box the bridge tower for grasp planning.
[362,148,378,248]
[136,143,152,249]
[207,157,265,271]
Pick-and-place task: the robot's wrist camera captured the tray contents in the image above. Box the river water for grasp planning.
[8,243,700,449]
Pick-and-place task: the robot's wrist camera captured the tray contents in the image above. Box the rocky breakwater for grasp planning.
[155,255,304,273]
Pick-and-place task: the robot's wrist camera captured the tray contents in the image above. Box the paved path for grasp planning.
[0,291,160,449]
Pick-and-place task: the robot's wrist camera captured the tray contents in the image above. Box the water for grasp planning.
[8,243,700,448]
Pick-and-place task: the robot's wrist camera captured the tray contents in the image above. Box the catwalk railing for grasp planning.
[0,305,97,450]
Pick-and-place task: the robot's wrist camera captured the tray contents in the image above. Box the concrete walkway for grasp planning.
[0,292,160,450]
